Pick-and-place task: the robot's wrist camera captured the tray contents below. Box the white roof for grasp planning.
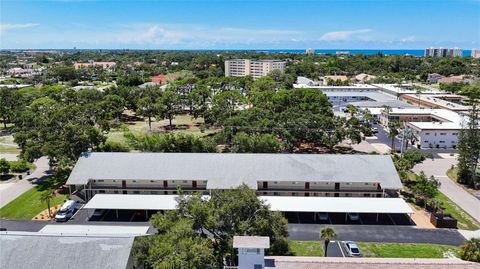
[233,236,270,249]
[39,225,149,236]
[260,196,414,214]
[387,108,466,130]
[83,194,189,210]
[67,153,403,189]
[84,194,413,214]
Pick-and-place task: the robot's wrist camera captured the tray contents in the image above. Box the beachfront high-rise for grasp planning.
[472,49,480,59]
[225,59,286,79]
[424,47,463,57]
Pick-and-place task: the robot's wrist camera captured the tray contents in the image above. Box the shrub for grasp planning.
[9,160,29,173]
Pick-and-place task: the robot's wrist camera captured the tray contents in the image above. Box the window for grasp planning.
[425,133,430,135]
[440,133,447,135]
[439,141,445,143]
[132,180,137,183]
[99,190,105,194]
[452,133,458,136]
[133,191,140,194]
[424,140,429,143]
[98,180,104,182]
[364,193,371,197]
[364,183,369,185]
[150,180,155,183]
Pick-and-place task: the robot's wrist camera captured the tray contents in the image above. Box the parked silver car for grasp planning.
[344,241,362,257]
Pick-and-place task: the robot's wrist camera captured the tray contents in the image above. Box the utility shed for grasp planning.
[0,232,135,269]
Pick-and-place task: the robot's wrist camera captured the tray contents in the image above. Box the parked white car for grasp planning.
[55,200,79,222]
[344,241,362,257]
[347,213,360,221]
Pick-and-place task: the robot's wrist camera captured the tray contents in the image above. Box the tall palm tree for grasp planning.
[40,189,54,218]
[402,128,416,151]
[320,227,337,257]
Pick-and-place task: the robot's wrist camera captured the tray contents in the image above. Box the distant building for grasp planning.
[321,75,349,85]
[355,73,376,83]
[225,59,286,79]
[424,47,463,57]
[471,49,480,59]
[305,48,315,55]
[151,74,179,85]
[438,75,465,84]
[74,61,116,69]
[427,73,445,84]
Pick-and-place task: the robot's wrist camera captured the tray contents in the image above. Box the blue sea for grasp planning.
[254,49,473,57]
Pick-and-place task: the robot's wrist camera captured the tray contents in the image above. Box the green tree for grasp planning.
[39,188,54,218]
[136,97,158,131]
[411,172,440,208]
[158,90,182,128]
[133,218,215,269]
[231,132,283,153]
[457,82,480,187]
[0,158,10,174]
[320,227,337,257]
[137,185,290,267]
[459,238,480,262]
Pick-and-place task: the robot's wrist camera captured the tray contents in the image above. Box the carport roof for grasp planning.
[84,194,413,214]
[260,196,414,214]
[67,152,403,189]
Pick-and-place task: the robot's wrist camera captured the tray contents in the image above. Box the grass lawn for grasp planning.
[0,135,21,154]
[0,186,67,220]
[435,192,480,230]
[447,167,458,181]
[289,240,324,256]
[357,242,459,258]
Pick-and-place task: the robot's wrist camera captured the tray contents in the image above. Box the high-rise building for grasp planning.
[225,59,286,79]
[424,47,463,57]
[471,49,480,59]
[306,48,315,55]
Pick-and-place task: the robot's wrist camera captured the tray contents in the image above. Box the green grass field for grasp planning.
[0,186,68,220]
[447,167,458,181]
[357,242,459,258]
[288,241,459,258]
[435,192,480,230]
[0,135,21,154]
[289,240,324,256]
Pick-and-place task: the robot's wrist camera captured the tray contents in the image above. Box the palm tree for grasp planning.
[40,189,54,218]
[387,121,401,152]
[320,227,337,257]
[402,127,417,152]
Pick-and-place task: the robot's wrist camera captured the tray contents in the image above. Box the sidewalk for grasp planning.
[0,157,51,208]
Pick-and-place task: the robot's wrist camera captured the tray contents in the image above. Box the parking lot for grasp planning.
[283,212,414,226]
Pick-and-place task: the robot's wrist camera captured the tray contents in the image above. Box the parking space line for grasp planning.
[70,204,84,220]
[388,214,396,225]
[338,241,346,257]
[100,210,109,221]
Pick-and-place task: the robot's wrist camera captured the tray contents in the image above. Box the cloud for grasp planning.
[400,35,416,42]
[320,29,372,41]
[0,23,39,33]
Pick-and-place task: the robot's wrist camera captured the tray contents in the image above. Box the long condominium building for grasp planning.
[225,59,286,79]
[424,47,463,57]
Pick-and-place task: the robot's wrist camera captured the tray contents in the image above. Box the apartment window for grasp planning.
[425,133,430,135]
[424,140,429,143]
[452,133,458,136]
[99,190,105,194]
[150,180,155,183]
[364,193,371,197]
[325,193,330,197]
[133,191,140,194]
[132,180,137,183]
[439,141,445,143]
[113,190,118,194]
[345,193,352,197]
[364,183,369,185]
[440,133,447,135]
[346,182,352,185]
[112,180,116,182]
[98,180,104,182]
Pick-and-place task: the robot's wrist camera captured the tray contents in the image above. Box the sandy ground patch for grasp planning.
[409,204,436,229]
[32,204,61,221]
[368,143,391,154]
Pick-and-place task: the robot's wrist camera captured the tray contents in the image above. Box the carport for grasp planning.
[260,196,414,224]
[83,194,187,221]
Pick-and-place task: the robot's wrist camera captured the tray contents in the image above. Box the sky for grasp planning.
[1,0,479,49]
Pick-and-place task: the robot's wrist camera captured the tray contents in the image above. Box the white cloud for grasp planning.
[320,29,372,41]
[400,35,416,42]
[0,23,39,33]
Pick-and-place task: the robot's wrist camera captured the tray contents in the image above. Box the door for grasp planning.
[263,181,268,189]
[192,181,197,188]
[335,183,340,190]
[305,182,310,189]
[122,180,126,188]
[163,180,168,188]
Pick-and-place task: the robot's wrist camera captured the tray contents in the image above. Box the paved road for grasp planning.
[413,158,480,223]
[0,157,51,208]
[288,224,465,246]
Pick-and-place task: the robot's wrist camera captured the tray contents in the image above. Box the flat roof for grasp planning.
[265,256,480,269]
[0,232,134,269]
[324,91,395,102]
[67,153,403,189]
[39,225,150,236]
[233,236,270,249]
[84,194,414,214]
[84,194,190,210]
[260,196,414,214]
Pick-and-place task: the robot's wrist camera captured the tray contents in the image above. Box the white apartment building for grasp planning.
[380,108,466,149]
[472,49,480,59]
[225,59,286,79]
[424,47,463,57]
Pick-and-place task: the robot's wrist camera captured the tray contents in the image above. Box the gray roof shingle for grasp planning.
[66,153,403,189]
